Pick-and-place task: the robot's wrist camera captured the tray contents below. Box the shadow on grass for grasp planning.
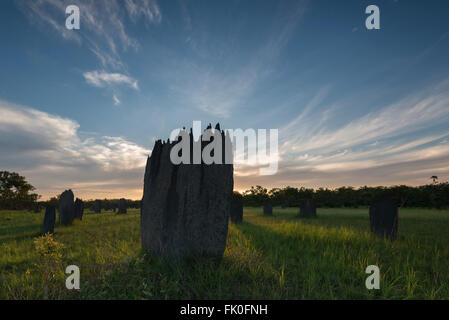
[1,259,36,271]
[70,242,282,300]
[0,219,128,244]
[72,218,377,300]
[0,223,44,237]
[0,231,43,244]
[233,219,378,299]
[245,207,371,235]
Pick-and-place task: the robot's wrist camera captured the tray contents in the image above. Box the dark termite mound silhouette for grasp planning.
[299,199,317,218]
[263,203,272,216]
[118,198,127,214]
[230,192,243,224]
[94,200,101,213]
[42,206,56,234]
[34,203,41,213]
[230,200,243,223]
[369,199,398,240]
[141,124,233,258]
[74,198,84,221]
[59,189,75,225]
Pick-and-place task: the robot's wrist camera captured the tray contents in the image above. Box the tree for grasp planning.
[0,171,40,210]
[47,196,59,207]
[243,186,269,206]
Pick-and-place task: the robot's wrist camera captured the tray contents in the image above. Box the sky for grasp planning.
[1,0,449,200]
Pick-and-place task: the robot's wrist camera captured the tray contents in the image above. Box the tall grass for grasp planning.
[0,207,448,299]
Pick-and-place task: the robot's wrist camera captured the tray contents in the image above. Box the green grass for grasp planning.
[1,207,448,299]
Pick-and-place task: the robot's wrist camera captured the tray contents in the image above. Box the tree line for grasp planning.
[45,197,141,210]
[238,183,449,208]
[1,171,448,210]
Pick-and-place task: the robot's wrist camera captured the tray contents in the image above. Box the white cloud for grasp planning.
[113,95,121,106]
[0,100,150,199]
[0,100,79,150]
[84,71,139,90]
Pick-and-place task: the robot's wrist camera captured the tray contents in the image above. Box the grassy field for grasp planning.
[1,207,448,300]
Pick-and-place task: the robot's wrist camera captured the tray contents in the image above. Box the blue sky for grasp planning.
[1,0,449,200]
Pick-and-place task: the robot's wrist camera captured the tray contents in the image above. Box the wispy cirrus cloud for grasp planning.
[233,78,449,190]
[113,95,121,106]
[125,0,161,24]
[16,0,161,69]
[16,0,161,105]
[83,71,139,90]
[15,0,82,44]
[280,79,449,157]
[169,0,308,118]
